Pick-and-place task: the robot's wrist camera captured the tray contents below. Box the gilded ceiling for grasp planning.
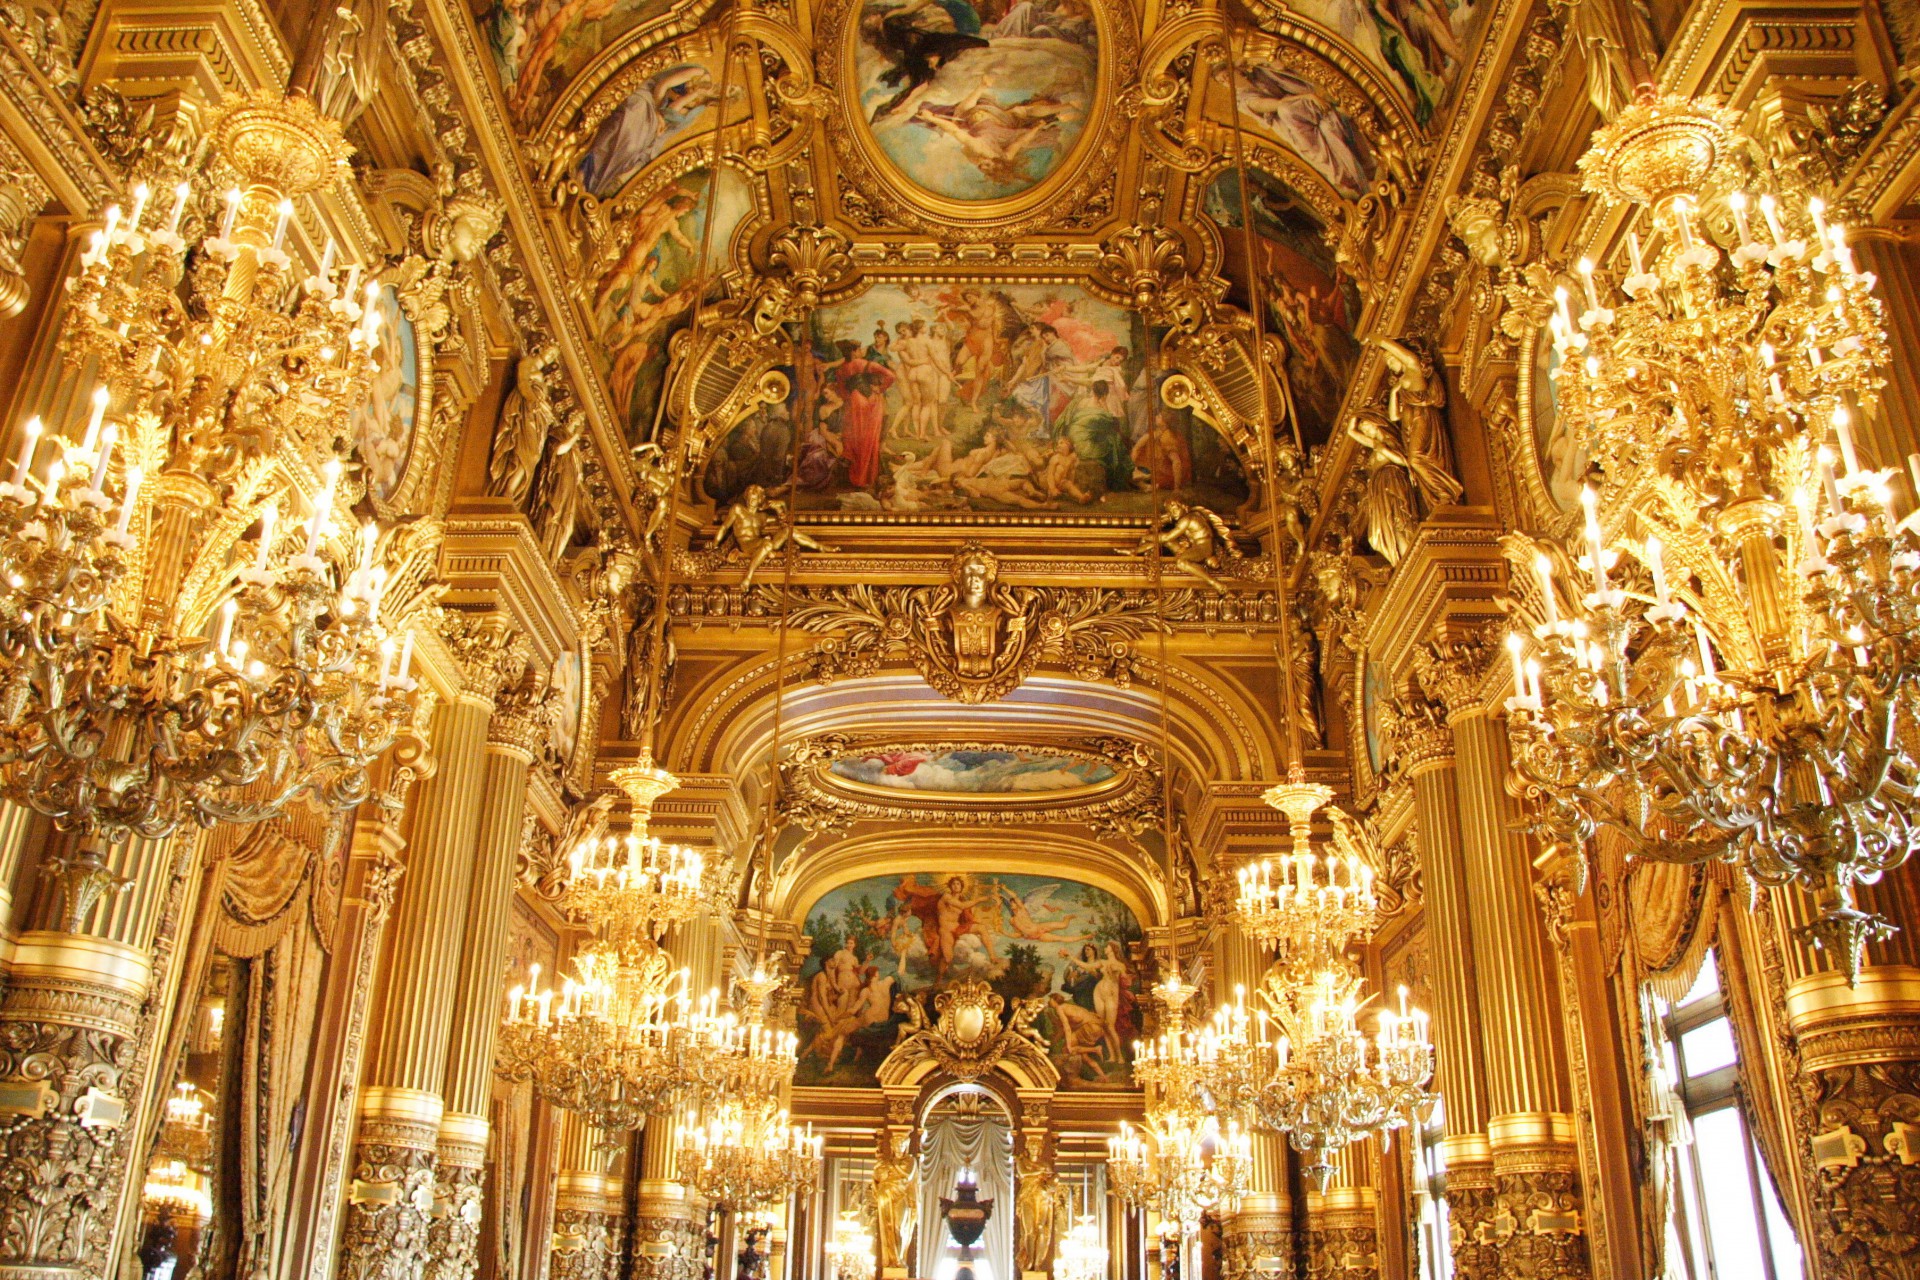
[476,0,1478,532]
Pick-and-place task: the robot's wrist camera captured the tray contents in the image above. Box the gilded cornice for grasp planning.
[1356,515,1510,679]
[1654,0,1862,104]
[407,0,639,547]
[0,29,113,213]
[436,511,583,665]
[82,0,290,102]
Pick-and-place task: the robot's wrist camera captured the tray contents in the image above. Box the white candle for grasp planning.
[1628,231,1646,276]
[166,182,190,235]
[1578,258,1600,311]
[128,184,150,231]
[272,199,293,250]
[89,424,115,494]
[1729,191,1753,244]
[116,467,142,535]
[305,459,340,555]
[319,239,335,278]
[218,599,236,660]
[1822,449,1844,516]
[1581,488,1609,593]
[82,386,108,451]
[1646,534,1668,605]
[10,417,40,486]
[219,188,242,240]
[1834,405,1860,474]
[101,205,121,243]
[1809,196,1828,243]
[397,629,415,683]
[1759,194,1785,246]
[1535,553,1559,626]
[1694,619,1717,679]
[1672,198,1696,251]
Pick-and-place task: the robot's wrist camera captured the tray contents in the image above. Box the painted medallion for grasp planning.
[851,0,1098,201]
[349,284,420,504]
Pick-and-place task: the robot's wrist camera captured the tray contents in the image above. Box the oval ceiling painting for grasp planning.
[829,747,1117,796]
[852,0,1099,202]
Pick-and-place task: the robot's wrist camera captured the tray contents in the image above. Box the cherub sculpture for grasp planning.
[714,484,838,588]
[1129,501,1241,592]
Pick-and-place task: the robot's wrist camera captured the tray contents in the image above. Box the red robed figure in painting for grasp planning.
[830,339,895,488]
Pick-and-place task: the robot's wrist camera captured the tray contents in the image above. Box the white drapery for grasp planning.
[917,1110,1013,1280]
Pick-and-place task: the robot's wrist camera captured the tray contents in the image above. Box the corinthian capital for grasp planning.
[1412,626,1500,720]
[434,609,532,705]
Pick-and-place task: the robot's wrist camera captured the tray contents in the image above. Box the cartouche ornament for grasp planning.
[1507,90,1916,978]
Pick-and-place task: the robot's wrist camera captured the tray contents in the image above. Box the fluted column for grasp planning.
[1397,688,1495,1279]
[429,678,548,1280]
[1417,634,1587,1280]
[549,1113,630,1280]
[341,613,528,1280]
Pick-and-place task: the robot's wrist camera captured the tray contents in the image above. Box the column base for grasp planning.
[340,1088,443,1280]
[426,1114,489,1280]
[1489,1118,1588,1280]
[1223,1195,1295,1280]
[0,934,149,1279]
[1442,1153,1499,1280]
[1789,966,1920,1277]
[1316,1189,1378,1279]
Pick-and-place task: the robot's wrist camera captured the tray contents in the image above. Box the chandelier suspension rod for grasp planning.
[1219,17,1308,776]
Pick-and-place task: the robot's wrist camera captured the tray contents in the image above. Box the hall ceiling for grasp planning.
[464,0,1486,533]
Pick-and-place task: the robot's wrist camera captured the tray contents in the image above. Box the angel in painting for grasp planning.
[999,883,1089,943]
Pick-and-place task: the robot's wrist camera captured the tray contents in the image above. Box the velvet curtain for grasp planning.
[917,1110,1013,1280]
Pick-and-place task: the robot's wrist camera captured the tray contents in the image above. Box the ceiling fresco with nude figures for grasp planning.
[473,0,1466,546]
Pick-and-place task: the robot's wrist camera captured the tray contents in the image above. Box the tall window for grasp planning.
[1656,953,1803,1280]
[1412,1101,1452,1280]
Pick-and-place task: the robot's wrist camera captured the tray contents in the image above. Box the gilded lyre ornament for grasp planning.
[1504,92,1917,979]
[788,542,1174,704]
[0,90,427,848]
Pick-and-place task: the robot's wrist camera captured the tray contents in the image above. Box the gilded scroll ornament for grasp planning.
[788,542,1173,704]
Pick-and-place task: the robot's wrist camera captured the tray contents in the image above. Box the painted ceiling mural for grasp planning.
[797,871,1144,1089]
[478,0,1456,531]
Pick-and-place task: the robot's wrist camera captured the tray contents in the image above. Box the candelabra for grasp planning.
[496,937,700,1131]
[677,1100,823,1210]
[0,92,420,854]
[1248,966,1433,1192]
[825,1208,876,1280]
[1131,973,1257,1121]
[1506,91,1917,977]
[1108,1112,1251,1239]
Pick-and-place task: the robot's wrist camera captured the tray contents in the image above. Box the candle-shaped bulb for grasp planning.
[10,416,40,486]
[219,188,243,240]
[116,467,142,535]
[83,385,109,451]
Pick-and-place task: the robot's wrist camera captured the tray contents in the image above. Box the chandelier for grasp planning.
[1234,774,1379,960]
[155,1082,214,1170]
[0,92,417,854]
[142,1159,213,1224]
[1131,973,1257,1119]
[1247,966,1433,1191]
[683,964,799,1102]
[1108,1111,1251,1238]
[1505,91,1915,977]
[558,759,733,946]
[1056,1214,1108,1280]
[496,938,698,1131]
[676,1100,822,1210]
[825,1208,876,1280]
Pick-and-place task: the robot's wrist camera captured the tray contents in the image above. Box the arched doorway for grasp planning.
[916,1085,1015,1280]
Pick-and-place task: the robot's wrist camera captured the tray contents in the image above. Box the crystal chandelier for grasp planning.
[1234,775,1379,960]
[1108,1111,1251,1238]
[683,964,799,1103]
[155,1081,214,1169]
[1505,91,1916,976]
[1055,1213,1108,1280]
[142,1159,213,1223]
[1226,776,1434,1184]
[0,92,417,853]
[676,1099,822,1210]
[825,1208,876,1280]
[1131,973,1257,1120]
[557,760,733,947]
[496,937,698,1131]
[1247,966,1433,1191]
